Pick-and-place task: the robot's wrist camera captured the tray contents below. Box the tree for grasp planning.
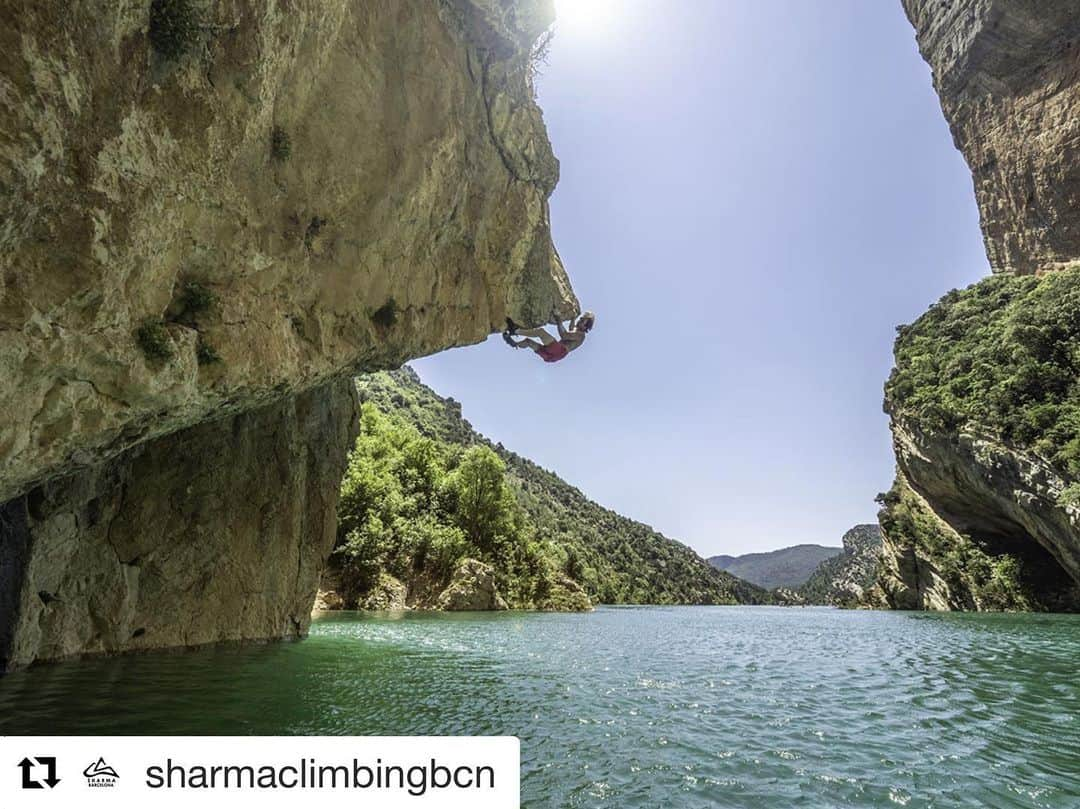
[450,445,516,554]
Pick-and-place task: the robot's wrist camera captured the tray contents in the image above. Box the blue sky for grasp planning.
[414,0,989,556]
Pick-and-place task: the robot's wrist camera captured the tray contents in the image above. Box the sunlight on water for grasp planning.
[1,607,1077,808]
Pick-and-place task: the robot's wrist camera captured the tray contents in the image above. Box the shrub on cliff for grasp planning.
[178,281,216,318]
[270,126,292,162]
[135,319,174,363]
[149,0,200,60]
[196,339,220,365]
[886,267,1080,477]
[370,298,398,330]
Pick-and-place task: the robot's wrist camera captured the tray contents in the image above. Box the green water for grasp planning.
[0,607,1077,807]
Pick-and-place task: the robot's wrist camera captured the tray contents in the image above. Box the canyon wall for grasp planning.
[879,415,1080,611]
[0,380,356,670]
[0,0,575,667]
[902,0,1080,274]
[879,1,1080,611]
[794,525,883,608]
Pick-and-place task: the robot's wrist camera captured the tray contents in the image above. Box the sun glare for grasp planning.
[553,0,622,34]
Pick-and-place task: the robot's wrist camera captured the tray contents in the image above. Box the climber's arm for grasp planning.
[554,312,570,339]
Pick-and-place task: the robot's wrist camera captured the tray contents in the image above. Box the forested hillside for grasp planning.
[329,368,766,608]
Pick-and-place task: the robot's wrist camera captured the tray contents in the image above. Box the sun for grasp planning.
[553,0,622,33]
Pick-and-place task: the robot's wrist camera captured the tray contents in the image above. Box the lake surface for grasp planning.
[0,607,1077,807]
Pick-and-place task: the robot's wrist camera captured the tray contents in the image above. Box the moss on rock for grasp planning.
[135,319,174,363]
[148,0,200,60]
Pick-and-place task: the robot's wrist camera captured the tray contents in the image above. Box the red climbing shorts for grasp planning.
[536,341,569,363]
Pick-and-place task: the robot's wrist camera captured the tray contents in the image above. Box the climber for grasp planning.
[502,310,595,363]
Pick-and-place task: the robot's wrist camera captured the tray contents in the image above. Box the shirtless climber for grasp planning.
[502,310,595,363]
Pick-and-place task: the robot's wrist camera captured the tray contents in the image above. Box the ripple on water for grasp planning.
[0,607,1078,808]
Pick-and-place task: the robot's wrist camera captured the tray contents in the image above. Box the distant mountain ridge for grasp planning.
[708,544,843,590]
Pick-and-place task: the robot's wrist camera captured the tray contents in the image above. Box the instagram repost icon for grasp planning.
[18,757,60,789]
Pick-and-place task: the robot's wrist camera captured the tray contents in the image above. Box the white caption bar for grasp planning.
[0,736,519,809]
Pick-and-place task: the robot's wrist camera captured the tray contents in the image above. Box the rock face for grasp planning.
[312,567,347,611]
[902,0,1080,274]
[879,419,1080,611]
[879,269,1080,612]
[895,422,1080,587]
[534,574,592,612]
[0,379,357,670]
[879,1,1080,613]
[0,0,574,667]
[0,0,574,504]
[436,559,508,611]
[876,475,961,612]
[796,525,883,607]
[358,574,408,611]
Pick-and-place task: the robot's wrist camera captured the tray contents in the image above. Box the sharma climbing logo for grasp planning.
[83,757,119,788]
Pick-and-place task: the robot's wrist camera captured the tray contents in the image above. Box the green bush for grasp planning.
[450,446,516,554]
[370,299,398,330]
[334,403,570,608]
[303,216,327,250]
[135,319,174,363]
[1058,483,1080,509]
[149,0,199,60]
[196,339,220,365]
[270,126,292,162]
[179,281,216,316]
[887,268,1080,477]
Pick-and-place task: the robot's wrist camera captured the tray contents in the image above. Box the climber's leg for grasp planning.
[513,327,556,345]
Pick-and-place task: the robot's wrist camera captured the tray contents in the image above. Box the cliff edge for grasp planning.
[902,0,1080,274]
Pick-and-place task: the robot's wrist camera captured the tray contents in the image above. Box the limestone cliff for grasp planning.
[880,404,1080,612]
[795,525,883,608]
[879,2,1080,612]
[902,0,1080,274]
[879,270,1080,611]
[1,380,356,670]
[0,0,575,668]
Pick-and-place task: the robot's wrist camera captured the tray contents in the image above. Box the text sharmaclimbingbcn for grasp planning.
[144,758,496,795]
